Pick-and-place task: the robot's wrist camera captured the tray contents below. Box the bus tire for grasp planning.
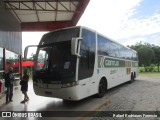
[131,72,135,82]
[96,79,107,98]
[134,72,136,78]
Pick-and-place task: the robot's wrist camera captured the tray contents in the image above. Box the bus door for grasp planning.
[78,42,95,93]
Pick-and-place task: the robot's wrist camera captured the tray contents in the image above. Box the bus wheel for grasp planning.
[131,73,135,82]
[134,72,136,78]
[97,79,107,98]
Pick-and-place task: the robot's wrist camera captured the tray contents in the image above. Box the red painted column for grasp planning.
[19,55,22,79]
[3,48,6,74]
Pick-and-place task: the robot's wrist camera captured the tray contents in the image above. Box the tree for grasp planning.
[129,41,142,50]
[152,45,160,72]
[137,45,155,71]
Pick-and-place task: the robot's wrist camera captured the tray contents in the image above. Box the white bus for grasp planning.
[25,26,138,100]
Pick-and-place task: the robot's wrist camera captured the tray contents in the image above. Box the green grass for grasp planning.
[139,72,160,77]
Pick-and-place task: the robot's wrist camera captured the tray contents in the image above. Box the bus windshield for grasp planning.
[35,41,77,83]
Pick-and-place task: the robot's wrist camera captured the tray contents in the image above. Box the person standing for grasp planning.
[5,67,14,103]
[20,69,29,103]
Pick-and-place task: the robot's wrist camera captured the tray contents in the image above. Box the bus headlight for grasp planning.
[61,81,79,88]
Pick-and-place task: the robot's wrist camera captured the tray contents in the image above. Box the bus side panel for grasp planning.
[96,67,131,90]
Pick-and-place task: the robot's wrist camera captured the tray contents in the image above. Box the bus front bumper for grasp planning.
[33,84,86,101]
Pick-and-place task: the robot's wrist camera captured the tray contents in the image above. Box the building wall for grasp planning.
[0,0,22,55]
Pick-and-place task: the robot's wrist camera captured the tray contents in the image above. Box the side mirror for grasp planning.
[71,38,82,57]
[24,45,37,59]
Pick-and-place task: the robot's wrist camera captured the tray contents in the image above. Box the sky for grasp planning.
[22,0,160,54]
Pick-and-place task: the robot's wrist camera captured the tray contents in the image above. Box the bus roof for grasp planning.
[40,26,137,53]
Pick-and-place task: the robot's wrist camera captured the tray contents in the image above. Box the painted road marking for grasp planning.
[79,99,111,120]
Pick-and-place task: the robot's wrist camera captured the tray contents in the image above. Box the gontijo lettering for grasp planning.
[105,59,119,67]
[98,56,122,68]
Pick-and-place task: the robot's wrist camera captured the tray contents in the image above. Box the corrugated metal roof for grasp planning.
[4,0,90,31]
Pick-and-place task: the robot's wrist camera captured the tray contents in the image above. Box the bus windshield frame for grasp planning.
[34,40,77,83]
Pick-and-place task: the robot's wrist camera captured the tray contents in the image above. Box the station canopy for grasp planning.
[4,0,90,31]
